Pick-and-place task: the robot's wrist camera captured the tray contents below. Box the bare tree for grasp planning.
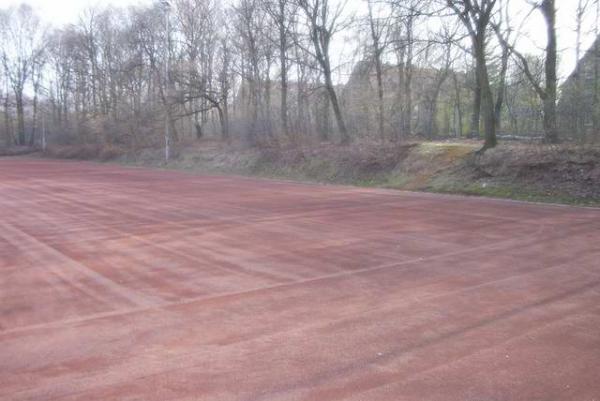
[297,0,350,143]
[500,0,558,143]
[174,0,220,139]
[366,0,392,141]
[1,0,587,151]
[30,54,45,146]
[1,66,12,146]
[135,4,180,142]
[573,0,591,138]
[492,0,512,133]
[388,0,429,138]
[233,0,269,144]
[264,0,297,139]
[217,32,233,141]
[0,4,46,146]
[447,0,499,151]
[421,28,456,138]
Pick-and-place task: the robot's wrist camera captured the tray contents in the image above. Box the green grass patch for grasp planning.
[427,176,600,207]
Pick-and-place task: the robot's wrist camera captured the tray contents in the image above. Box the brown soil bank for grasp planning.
[45,140,600,206]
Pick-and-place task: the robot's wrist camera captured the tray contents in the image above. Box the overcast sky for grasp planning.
[0,0,152,26]
[0,0,596,80]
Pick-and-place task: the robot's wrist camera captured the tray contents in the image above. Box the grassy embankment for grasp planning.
[104,140,600,207]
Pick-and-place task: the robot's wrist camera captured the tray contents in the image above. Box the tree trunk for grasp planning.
[494,46,509,132]
[265,70,274,138]
[375,52,385,141]
[368,0,385,141]
[280,55,289,138]
[426,73,448,138]
[15,92,25,146]
[278,1,289,138]
[304,1,349,144]
[575,0,585,138]
[452,72,463,137]
[541,0,558,143]
[30,88,38,147]
[404,27,413,136]
[217,104,229,142]
[396,60,405,140]
[323,67,348,144]
[3,94,12,147]
[470,74,481,138]
[474,32,497,150]
[593,4,600,137]
[194,112,203,140]
[317,85,329,141]
[297,67,307,137]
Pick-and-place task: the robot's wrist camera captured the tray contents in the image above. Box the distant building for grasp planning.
[342,58,470,138]
[559,36,600,139]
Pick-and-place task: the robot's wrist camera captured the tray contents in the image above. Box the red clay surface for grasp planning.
[1,158,599,401]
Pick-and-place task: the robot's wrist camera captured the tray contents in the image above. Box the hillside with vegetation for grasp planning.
[40,138,599,206]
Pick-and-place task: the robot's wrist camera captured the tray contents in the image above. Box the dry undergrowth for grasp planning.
[35,138,600,205]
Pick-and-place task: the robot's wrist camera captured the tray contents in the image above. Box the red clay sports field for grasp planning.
[1,158,599,400]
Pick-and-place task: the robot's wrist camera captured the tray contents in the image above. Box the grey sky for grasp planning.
[0,0,152,26]
[0,0,595,79]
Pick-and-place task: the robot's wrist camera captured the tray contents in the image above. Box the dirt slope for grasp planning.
[42,140,600,206]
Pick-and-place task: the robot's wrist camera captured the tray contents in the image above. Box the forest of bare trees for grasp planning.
[1,0,599,158]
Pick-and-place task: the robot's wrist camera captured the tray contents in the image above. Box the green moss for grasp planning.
[427,178,600,207]
[380,173,413,189]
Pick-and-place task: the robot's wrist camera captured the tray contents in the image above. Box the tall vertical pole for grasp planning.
[594,0,600,136]
[40,73,47,152]
[4,78,11,147]
[42,111,46,152]
[163,1,171,163]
